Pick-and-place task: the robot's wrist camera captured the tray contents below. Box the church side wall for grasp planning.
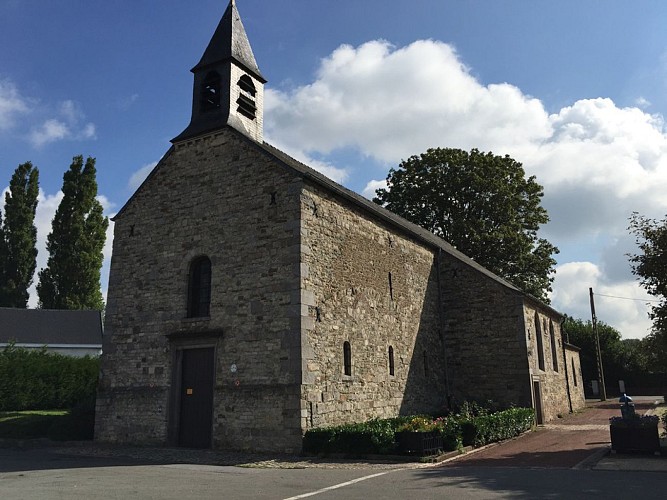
[95,129,303,453]
[439,253,533,409]
[299,184,447,429]
[565,346,586,411]
[523,303,574,421]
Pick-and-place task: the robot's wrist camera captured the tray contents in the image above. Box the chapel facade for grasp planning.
[95,0,584,452]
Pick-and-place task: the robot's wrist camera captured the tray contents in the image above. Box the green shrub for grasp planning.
[303,407,534,456]
[456,407,535,447]
[0,344,99,411]
[303,416,411,455]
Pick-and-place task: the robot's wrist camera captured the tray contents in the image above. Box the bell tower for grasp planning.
[172,0,266,143]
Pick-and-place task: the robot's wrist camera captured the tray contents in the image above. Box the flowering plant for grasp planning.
[396,416,438,432]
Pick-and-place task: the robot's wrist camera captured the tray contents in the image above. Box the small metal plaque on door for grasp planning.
[186,388,193,395]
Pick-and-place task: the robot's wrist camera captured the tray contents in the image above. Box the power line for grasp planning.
[594,292,661,303]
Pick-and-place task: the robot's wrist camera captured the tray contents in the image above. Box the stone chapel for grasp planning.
[95,0,585,452]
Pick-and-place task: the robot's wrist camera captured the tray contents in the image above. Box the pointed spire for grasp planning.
[192,0,266,83]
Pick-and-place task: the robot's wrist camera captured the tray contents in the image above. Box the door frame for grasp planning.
[532,377,544,425]
[167,331,221,447]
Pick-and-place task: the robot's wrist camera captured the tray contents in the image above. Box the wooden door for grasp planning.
[178,347,215,448]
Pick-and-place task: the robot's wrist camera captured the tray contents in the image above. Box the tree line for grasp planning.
[0,156,107,310]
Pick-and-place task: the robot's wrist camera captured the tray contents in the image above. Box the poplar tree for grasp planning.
[0,162,40,307]
[37,156,108,310]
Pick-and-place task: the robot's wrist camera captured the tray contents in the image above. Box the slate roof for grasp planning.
[0,308,103,346]
[192,0,266,82]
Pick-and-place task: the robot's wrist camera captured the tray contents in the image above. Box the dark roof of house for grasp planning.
[0,308,103,345]
[192,0,266,82]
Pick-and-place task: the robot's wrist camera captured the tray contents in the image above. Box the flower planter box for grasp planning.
[396,431,443,456]
[609,424,660,453]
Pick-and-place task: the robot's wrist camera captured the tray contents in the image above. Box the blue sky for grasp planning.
[2,0,667,339]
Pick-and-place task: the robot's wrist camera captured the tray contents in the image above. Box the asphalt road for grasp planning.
[1,448,665,500]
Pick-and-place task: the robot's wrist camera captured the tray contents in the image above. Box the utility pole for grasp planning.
[589,287,607,401]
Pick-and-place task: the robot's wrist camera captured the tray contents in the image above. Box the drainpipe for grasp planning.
[436,248,452,409]
[561,317,573,414]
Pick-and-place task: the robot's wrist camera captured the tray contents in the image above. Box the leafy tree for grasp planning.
[0,162,40,307]
[563,316,625,388]
[563,316,656,393]
[628,213,667,371]
[37,156,108,310]
[374,148,558,302]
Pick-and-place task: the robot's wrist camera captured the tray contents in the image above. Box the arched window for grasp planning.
[236,75,257,120]
[343,341,352,376]
[200,71,221,112]
[549,321,559,372]
[187,256,212,318]
[238,75,256,96]
[388,346,395,376]
[535,312,545,371]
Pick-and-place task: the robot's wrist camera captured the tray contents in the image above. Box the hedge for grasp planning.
[0,344,99,411]
[303,407,535,456]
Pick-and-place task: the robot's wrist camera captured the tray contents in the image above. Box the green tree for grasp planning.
[628,212,667,371]
[0,162,40,307]
[563,316,654,391]
[37,156,108,310]
[374,148,558,302]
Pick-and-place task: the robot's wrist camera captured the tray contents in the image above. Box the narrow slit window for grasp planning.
[535,313,545,371]
[388,272,393,301]
[423,350,429,378]
[572,359,577,386]
[388,346,395,376]
[343,341,351,376]
[550,321,558,372]
[187,256,212,318]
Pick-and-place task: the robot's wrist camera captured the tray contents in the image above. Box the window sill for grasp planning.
[182,316,211,323]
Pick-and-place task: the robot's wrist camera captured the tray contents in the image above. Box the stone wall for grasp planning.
[565,345,586,411]
[523,303,573,421]
[96,128,304,452]
[97,124,582,451]
[438,252,532,409]
[298,182,447,429]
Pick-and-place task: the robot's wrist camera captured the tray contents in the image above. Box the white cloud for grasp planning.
[362,179,386,199]
[28,100,96,147]
[266,40,551,164]
[264,38,667,338]
[128,162,158,191]
[635,96,651,108]
[0,79,30,130]
[551,262,653,340]
[29,119,69,147]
